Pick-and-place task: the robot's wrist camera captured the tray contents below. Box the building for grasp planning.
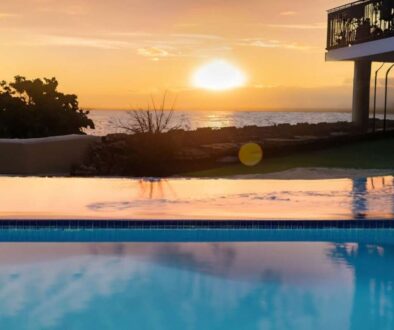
[326,0,394,130]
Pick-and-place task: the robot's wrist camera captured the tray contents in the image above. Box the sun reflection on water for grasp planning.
[0,176,392,220]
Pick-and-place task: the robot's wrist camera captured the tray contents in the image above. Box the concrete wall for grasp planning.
[0,135,100,175]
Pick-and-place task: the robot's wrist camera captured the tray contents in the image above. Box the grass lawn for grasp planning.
[188,137,394,177]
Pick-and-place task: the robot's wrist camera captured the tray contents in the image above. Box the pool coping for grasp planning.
[0,219,393,229]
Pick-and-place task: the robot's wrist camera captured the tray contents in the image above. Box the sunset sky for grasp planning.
[0,0,366,110]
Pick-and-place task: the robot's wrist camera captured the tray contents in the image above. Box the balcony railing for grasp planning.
[327,0,394,50]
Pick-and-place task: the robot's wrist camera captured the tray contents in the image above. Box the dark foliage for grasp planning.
[0,76,94,138]
[83,132,184,176]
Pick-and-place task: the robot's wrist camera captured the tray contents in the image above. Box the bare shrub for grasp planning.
[111,92,189,134]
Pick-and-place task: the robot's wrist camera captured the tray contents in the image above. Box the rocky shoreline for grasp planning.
[74,119,394,177]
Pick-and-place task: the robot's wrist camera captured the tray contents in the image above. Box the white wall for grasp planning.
[0,135,100,175]
[326,37,394,62]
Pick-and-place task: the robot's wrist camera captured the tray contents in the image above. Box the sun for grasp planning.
[192,59,247,91]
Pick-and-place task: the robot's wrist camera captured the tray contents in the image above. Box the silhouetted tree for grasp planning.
[0,76,94,138]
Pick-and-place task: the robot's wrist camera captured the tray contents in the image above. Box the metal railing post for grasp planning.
[383,64,394,132]
[373,63,385,132]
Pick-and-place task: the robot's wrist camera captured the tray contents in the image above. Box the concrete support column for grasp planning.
[352,60,371,131]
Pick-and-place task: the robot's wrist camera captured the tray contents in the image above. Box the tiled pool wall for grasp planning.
[0,219,394,229]
[2,224,394,243]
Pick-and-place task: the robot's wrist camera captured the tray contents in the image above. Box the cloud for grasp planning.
[3,29,229,59]
[100,32,228,58]
[253,83,278,89]
[106,32,224,47]
[135,44,224,59]
[36,5,87,16]
[132,34,230,59]
[174,84,353,110]
[170,33,224,41]
[279,11,297,16]
[0,13,19,18]
[36,35,133,49]
[105,31,153,38]
[267,23,326,30]
[137,47,172,58]
[239,38,315,51]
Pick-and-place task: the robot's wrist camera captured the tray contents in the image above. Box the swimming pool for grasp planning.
[0,230,392,330]
[1,175,393,329]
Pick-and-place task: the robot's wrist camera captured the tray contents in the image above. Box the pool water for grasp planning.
[0,234,393,330]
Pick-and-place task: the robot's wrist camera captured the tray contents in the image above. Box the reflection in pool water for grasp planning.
[0,240,393,329]
[0,176,393,220]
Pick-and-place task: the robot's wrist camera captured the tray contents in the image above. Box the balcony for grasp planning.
[327,0,394,51]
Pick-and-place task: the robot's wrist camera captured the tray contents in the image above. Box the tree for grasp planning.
[0,76,94,138]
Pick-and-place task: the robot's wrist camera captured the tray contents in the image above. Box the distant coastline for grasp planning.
[84,109,394,136]
[86,108,354,113]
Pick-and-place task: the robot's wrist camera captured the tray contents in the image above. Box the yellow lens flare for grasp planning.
[238,143,263,167]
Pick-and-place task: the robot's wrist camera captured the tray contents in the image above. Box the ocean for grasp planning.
[84,110,392,136]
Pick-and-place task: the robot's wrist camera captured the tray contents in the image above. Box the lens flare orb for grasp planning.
[238,143,263,167]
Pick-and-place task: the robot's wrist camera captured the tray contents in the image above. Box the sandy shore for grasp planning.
[231,167,394,180]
